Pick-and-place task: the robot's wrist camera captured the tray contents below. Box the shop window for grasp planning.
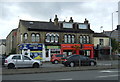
[46,49,49,57]
[36,34,40,42]
[31,33,35,42]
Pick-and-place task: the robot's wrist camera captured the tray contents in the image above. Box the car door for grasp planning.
[22,55,33,67]
[12,55,23,67]
[80,56,89,65]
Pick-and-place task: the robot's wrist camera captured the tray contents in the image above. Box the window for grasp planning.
[31,34,35,42]
[36,34,40,42]
[80,36,83,44]
[71,35,75,43]
[83,36,86,43]
[86,36,90,43]
[51,34,54,43]
[55,35,59,43]
[12,56,21,60]
[46,33,59,43]
[56,55,64,57]
[23,56,31,60]
[78,24,88,29]
[99,39,104,46]
[24,33,28,40]
[64,35,67,43]
[63,23,73,28]
[68,35,71,43]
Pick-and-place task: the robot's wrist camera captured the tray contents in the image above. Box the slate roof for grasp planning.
[20,20,94,33]
[93,33,109,37]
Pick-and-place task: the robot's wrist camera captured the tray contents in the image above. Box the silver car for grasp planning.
[4,54,42,69]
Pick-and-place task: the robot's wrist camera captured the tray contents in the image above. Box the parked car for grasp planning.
[61,55,97,67]
[51,54,65,64]
[4,54,42,69]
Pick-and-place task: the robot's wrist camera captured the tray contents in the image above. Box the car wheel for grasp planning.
[8,63,15,69]
[54,60,58,64]
[69,62,75,67]
[33,63,39,68]
[90,62,95,66]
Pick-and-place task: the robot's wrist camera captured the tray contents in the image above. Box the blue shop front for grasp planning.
[18,43,44,60]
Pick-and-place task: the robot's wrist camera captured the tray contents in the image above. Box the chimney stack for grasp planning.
[54,15,59,25]
[84,18,89,24]
[49,18,52,22]
[69,17,74,23]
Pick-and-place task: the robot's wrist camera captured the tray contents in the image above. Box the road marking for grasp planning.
[58,78,73,80]
[97,74,118,78]
[100,70,119,73]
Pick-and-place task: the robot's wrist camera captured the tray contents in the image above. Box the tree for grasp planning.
[111,38,119,53]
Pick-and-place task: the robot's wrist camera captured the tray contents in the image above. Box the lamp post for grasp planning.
[110,11,118,65]
[112,11,118,30]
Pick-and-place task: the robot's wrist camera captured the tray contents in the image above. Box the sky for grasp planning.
[0,0,119,39]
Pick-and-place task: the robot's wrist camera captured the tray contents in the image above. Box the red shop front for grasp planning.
[61,44,94,58]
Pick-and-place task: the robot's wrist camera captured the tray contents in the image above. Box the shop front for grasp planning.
[61,44,94,58]
[45,46,61,61]
[18,43,45,61]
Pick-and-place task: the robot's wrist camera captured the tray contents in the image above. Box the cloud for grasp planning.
[0,1,118,39]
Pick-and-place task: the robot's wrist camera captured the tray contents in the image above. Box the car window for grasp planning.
[23,56,31,60]
[12,56,21,60]
[80,56,88,60]
[56,55,64,57]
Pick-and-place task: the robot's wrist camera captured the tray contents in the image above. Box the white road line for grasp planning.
[97,75,118,78]
[100,70,119,73]
[58,78,73,80]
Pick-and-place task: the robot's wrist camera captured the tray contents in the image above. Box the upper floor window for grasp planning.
[31,33,40,42]
[79,35,90,44]
[31,34,35,42]
[45,33,59,43]
[36,34,40,42]
[80,36,83,44]
[64,35,67,43]
[64,34,75,43]
[71,35,75,43]
[99,39,104,46]
[86,36,90,43]
[78,24,88,29]
[24,33,28,40]
[63,23,73,28]
[55,34,59,43]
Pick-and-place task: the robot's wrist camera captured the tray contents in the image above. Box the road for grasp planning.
[2,69,119,80]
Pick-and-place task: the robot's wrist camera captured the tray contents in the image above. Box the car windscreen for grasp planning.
[56,55,64,57]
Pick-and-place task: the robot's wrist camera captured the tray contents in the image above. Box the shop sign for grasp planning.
[19,43,42,50]
[46,46,60,49]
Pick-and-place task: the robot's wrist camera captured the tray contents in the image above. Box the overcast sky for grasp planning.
[0,0,119,39]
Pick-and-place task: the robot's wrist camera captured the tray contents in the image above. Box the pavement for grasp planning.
[2,64,118,75]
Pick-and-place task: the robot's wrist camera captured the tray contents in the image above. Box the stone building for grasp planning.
[0,39,6,55]
[6,15,110,61]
